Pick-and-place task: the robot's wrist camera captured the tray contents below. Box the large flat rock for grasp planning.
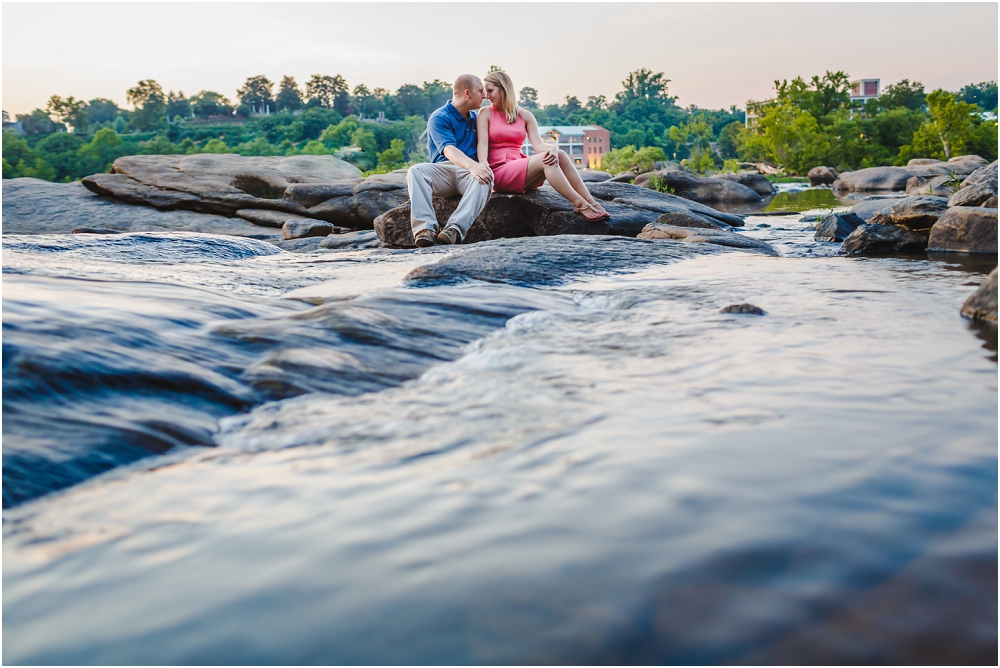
[927,207,998,253]
[2,178,280,238]
[832,156,988,193]
[633,169,763,202]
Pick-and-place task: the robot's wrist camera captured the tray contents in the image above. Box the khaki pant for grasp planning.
[406,162,491,241]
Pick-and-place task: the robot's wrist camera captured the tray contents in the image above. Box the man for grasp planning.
[406,74,494,247]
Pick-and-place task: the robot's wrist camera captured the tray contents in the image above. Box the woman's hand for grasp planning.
[542,145,558,166]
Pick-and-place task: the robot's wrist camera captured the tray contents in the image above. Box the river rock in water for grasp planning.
[283,218,334,240]
[868,196,950,231]
[807,166,838,186]
[720,303,766,315]
[814,212,865,241]
[949,160,998,208]
[960,267,998,323]
[841,223,929,256]
[905,174,957,197]
[654,211,732,230]
[633,169,762,203]
[636,223,779,256]
[832,167,914,192]
[927,207,998,253]
[2,178,280,238]
[709,172,777,196]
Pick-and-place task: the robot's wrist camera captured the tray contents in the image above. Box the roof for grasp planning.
[538,125,601,137]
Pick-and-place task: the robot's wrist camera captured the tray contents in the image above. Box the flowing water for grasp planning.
[3,193,997,664]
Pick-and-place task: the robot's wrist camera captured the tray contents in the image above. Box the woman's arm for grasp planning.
[476,107,491,164]
[523,110,558,165]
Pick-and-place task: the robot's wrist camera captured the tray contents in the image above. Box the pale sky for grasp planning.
[3,2,998,116]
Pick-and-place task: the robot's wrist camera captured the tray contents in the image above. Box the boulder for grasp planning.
[82,154,361,216]
[282,218,336,240]
[633,169,762,203]
[960,267,998,323]
[236,208,305,228]
[807,166,838,186]
[709,172,777,196]
[272,230,384,253]
[814,212,865,241]
[720,303,766,315]
[654,211,732,230]
[841,224,928,256]
[927,207,998,253]
[832,167,914,192]
[636,223,779,256]
[949,155,988,166]
[578,170,612,182]
[906,162,980,178]
[907,158,944,166]
[847,199,900,222]
[867,196,949,231]
[608,171,638,183]
[949,160,998,208]
[2,178,280,239]
[905,174,957,197]
[283,182,361,208]
[586,181,745,227]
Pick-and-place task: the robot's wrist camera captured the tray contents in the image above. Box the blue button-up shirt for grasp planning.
[426,101,478,164]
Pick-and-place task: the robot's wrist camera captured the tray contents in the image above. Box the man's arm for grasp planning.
[443,146,493,184]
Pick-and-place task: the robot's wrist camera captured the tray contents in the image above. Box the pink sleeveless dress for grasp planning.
[487,107,544,194]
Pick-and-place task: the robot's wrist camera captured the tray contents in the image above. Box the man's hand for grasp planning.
[470,161,494,185]
[542,145,559,166]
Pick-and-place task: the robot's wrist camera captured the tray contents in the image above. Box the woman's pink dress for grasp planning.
[487,107,544,194]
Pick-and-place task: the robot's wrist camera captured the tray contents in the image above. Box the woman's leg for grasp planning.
[524,154,605,221]
[556,151,609,214]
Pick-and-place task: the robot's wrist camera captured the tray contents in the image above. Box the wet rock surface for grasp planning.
[720,303,766,315]
[815,212,865,241]
[633,169,763,203]
[282,218,334,240]
[927,207,998,253]
[841,223,929,256]
[949,160,998,208]
[831,156,987,193]
[3,178,280,239]
[808,166,838,186]
[960,267,998,323]
[636,223,779,256]
[868,196,950,231]
[271,230,385,252]
[905,174,957,197]
[709,172,777,196]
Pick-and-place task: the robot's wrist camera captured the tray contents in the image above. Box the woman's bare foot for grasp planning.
[574,201,610,221]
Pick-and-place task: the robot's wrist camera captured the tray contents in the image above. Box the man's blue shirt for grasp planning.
[426,101,478,164]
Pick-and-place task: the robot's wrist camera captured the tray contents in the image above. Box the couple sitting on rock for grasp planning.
[407,71,611,247]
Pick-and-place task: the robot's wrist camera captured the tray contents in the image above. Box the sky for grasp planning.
[2,2,998,116]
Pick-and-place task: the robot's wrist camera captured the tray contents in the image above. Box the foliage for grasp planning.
[739,100,829,174]
[721,159,741,173]
[34,133,85,180]
[166,91,191,120]
[83,98,122,126]
[46,95,87,132]
[518,87,538,109]
[646,175,675,194]
[201,138,232,154]
[16,109,63,135]
[669,116,718,173]
[237,75,274,110]
[127,80,167,131]
[306,74,349,112]
[959,81,998,113]
[716,121,743,159]
[77,127,125,173]
[350,127,377,155]
[601,145,666,174]
[376,138,407,170]
[276,76,304,112]
[191,91,234,119]
[899,89,978,160]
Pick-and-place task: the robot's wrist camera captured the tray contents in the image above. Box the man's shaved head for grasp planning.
[453,74,480,97]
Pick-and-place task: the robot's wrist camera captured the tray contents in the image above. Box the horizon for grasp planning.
[3,2,998,117]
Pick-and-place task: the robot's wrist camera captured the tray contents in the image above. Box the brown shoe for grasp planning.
[414,229,436,248]
[436,226,461,245]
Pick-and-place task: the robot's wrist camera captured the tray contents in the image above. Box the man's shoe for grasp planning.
[436,226,460,245]
[414,229,436,248]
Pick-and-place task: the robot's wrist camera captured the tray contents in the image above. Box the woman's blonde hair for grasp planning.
[484,71,519,124]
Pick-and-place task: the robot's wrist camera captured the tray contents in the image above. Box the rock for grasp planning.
[949,161,998,207]
[832,167,914,192]
[807,166,838,186]
[710,172,777,196]
[841,224,929,256]
[720,303,766,315]
[2,178,280,238]
[905,174,957,197]
[282,218,334,240]
[800,214,824,224]
[636,223,779,256]
[633,169,762,203]
[587,181,745,227]
[654,211,732,230]
[949,155,988,166]
[814,212,865,241]
[960,267,998,323]
[907,158,944,166]
[608,171,637,183]
[752,162,781,176]
[236,208,306,228]
[82,154,361,217]
[927,207,998,253]
[283,182,361,208]
[906,162,979,178]
[868,196,949,231]
[272,230,384,253]
[70,227,122,234]
[847,199,900,222]
[353,187,410,226]
[578,170,612,182]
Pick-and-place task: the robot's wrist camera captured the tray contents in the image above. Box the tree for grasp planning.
[299,140,329,155]
[353,84,374,117]
[276,76,304,111]
[34,133,85,180]
[616,68,675,105]
[518,87,539,109]
[201,138,232,154]
[84,98,121,126]
[237,75,275,112]
[321,117,360,148]
[959,81,998,113]
[585,95,607,112]
[487,65,504,73]
[191,91,233,119]
[16,109,61,134]
[166,91,191,121]
[46,95,87,132]
[774,71,850,120]
[601,145,667,174]
[874,79,926,112]
[376,138,406,170]
[306,74,349,112]
[668,116,717,173]
[77,127,125,173]
[901,89,978,160]
[716,120,743,159]
[739,99,829,174]
[127,79,167,131]
[564,96,582,114]
[350,127,377,154]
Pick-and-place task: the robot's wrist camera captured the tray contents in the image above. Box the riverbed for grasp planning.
[3,190,996,663]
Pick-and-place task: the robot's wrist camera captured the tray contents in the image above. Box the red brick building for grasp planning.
[521,125,612,169]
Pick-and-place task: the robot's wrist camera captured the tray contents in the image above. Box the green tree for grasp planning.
[353,84,374,117]
[601,145,666,174]
[191,91,234,119]
[237,75,275,112]
[959,81,998,113]
[376,138,406,170]
[668,116,717,172]
[616,68,675,105]
[716,120,743,159]
[900,89,978,160]
[306,74,349,112]
[739,100,829,174]
[16,157,56,180]
[78,127,125,173]
[518,87,539,109]
[16,109,61,134]
[84,98,121,127]
[321,117,360,148]
[127,79,167,131]
[46,95,87,132]
[276,76,304,111]
[201,138,231,153]
[299,140,329,155]
[350,127,377,155]
[872,79,925,112]
[166,91,191,120]
[3,130,36,168]
[34,133,85,180]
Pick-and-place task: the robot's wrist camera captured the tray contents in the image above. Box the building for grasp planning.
[521,125,611,169]
[744,98,774,130]
[849,78,880,105]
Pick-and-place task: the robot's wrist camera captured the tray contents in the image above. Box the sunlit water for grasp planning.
[3,196,996,664]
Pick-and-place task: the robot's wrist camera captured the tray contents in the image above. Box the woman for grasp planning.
[477,71,611,221]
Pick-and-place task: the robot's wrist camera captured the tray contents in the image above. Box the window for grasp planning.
[864,80,878,96]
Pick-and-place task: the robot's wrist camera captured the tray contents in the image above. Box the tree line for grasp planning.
[3,69,997,182]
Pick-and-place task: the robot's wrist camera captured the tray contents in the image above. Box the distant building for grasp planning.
[3,120,25,135]
[521,125,611,169]
[249,101,274,117]
[744,98,775,130]
[850,78,880,105]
